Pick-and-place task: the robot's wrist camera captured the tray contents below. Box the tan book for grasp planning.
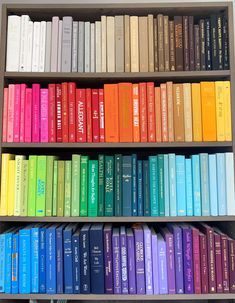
[101,15,107,72]
[148,14,154,72]
[183,83,193,142]
[153,18,158,71]
[157,14,164,72]
[124,15,130,72]
[130,16,139,72]
[173,83,185,141]
[167,82,174,142]
[163,16,170,71]
[107,16,115,72]
[192,83,202,141]
[115,15,124,72]
[138,16,148,72]
[169,20,176,71]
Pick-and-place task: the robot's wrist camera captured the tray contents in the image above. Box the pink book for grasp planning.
[19,84,26,142]
[32,84,40,142]
[40,89,48,142]
[13,84,21,142]
[99,89,105,142]
[7,84,15,142]
[24,88,32,142]
[2,88,8,142]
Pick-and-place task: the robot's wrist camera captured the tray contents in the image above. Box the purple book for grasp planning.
[157,233,168,294]
[132,224,145,294]
[112,227,121,294]
[160,227,176,294]
[143,224,153,294]
[151,228,159,294]
[126,228,136,294]
[104,224,113,294]
[120,226,129,294]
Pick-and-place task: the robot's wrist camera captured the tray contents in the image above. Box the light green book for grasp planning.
[36,156,47,216]
[52,160,58,216]
[71,154,81,216]
[57,161,65,216]
[46,156,57,216]
[64,161,72,217]
[80,156,88,216]
[14,155,26,216]
[88,160,98,216]
[27,155,37,216]
[20,160,28,216]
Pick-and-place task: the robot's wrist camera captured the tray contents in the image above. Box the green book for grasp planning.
[36,156,47,216]
[14,155,26,216]
[71,154,81,216]
[80,156,88,216]
[105,155,114,216]
[114,154,122,216]
[45,156,56,216]
[27,155,37,216]
[57,161,65,216]
[88,160,98,216]
[21,160,28,216]
[64,160,72,217]
[158,154,165,216]
[98,155,105,216]
[52,160,58,216]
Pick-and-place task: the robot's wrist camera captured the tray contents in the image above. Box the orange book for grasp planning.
[139,83,148,142]
[104,84,119,142]
[200,82,217,141]
[154,87,162,142]
[147,82,156,142]
[132,84,140,142]
[167,82,174,142]
[118,83,133,142]
[191,83,202,141]
[160,83,168,142]
[173,83,185,142]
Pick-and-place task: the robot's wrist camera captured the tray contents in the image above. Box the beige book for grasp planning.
[124,15,130,72]
[153,18,158,71]
[107,16,115,72]
[95,21,102,72]
[157,14,164,72]
[130,16,139,72]
[163,16,170,71]
[167,82,174,142]
[148,14,154,72]
[101,15,107,72]
[115,15,124,72]
[139,17,148,72]
[183,83,193,142]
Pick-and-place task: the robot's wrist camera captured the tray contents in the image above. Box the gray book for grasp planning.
[57,20,63,72]
[115,15,124,72]
[78,21,85,72]
[84,21,90,72]
[61,16,73,72]
[90,23,95,72]
[72,21,78,72]
[95,21,101,72]
[45,21,52,72]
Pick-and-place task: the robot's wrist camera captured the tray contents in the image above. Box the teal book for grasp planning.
[122,155,132,216]
[105,156,114,216]
[163,154,170,216]
[216,153,226,215]
[149,156,159,216]
[72,154,81,217]
[80,156,89,216]
[64,161,72,217]
[132,154,137,216]
[191,155,201,216]
[137,160,143,216]
[176,155,186,216]
[98,155,105,216]
[88,160,98,216]
[52,160,58,216]
[114,154,122,216]
[143,160,150,216]
[168,154,177,216]
[209,154,218,216]
[158,155,165,216]
[185,158,193,216]
[200,153,210,216]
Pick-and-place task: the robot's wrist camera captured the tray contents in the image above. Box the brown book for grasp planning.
[167,81,174,141]
[153,18,158,71]
[139,16,149,72]
[183,16,189,71]
[148,14,154,72]
[173,83,185,141]
[194,24,200,71]
[157,14,164,72]
[174,16,183,71]
[199,19,206,70]
[124,15,130,72]
[169,20,176,71]
[163,16,170,71]
[189,16,195,71]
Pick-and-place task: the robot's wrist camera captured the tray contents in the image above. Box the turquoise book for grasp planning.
[122,155,132,216]
[149,156,159,216]
[158,155,165,216]
[114,154,122,216]
[105,156,114,216]
[163,155,170,217]
[185,158,193,216]
[132,154,137,216]
[176,155,186,216]
[191,155,201,216]
[208,154,218,216]
[88,160,98,217]
[168,154,177,216]
[216,153,227,215]
[200,153,210,216]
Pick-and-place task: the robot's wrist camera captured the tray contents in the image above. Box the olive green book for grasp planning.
[105,155,114,216]
[158,154,165,216]
[80,156,88,216]
[46,156,57,216]
[88,160,98,216]
[36,156,47,216]
[52,160,58,216]
[71,154,81,216]
[20,160,28,216]
[64,160,72,217]
[57,160,65,216]
[27,155,37,216]
[98,154,104,216]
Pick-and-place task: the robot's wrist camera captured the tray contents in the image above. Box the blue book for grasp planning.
[176,155,186,216]
[163,154,170,216]
[72,228,81,294]
[64,223,77,294]
[200,153,210,216]
[80,224,91,294]
[137,160,143,216]
[191,155,201,216]
[12,232,19,294]
[157,233,168,294]
[90,223,105,294]
[225,153,235,215]
[0,234,5,293]
[19,226,31,294]
[185,159,193,216]
[209,154,218,216]
[149,156,159,216]
[132,154,137,216]
[122,156,132,216]
[5,227,15,293]
[31,225,40,293]
[46,224,58,294]
[216,153,227,215]
[120,226,128,294]
[168,154,177,216]
[143,160,150,216]
[39,225,46,293]
[56,224,67,294]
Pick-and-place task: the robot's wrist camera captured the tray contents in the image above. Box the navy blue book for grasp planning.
[89,223,105,294]
[143,160,150,216]
[132,154,137,216]
[80,224,91,294]
[72,228,81,294]
[56,223,67,294]
[63,223,77,294]
[39,225,46,293]
[137,160,143,216]
[122,155,132,216]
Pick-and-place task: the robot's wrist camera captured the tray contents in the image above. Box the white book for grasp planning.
[90,23,95,72]
[39,21,46,72]
[61,16,72,72]
[32,21,41,72]
[101,16,107,72]
[6,15,21,71]
[95,21,101,72]
[84,22,90,72]
[25,20,33,72]
[50,16,59,72]
[45,21,52,72]
[226,153,235,215]
[19,15,30,72]
[57,20,63,72]
[106,16,115,72]
[72,21,78,72]
[78,21,85,72]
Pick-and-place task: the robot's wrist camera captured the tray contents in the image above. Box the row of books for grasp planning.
[2,81,232,143]
[6,13,229,73]
[0,223,235,294]
[1,152,234,217]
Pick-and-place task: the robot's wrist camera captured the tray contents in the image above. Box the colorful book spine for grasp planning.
[88,160,98,216]
[122,156,132,216]
[80,156,88,216]
[114,154,122,216]
[157,233,168,294]
[120,226,128,294]
[176,155,186,216]
[127,228,136,294]
[105,156,114,216]
[112,227,121,294]
[169,154,177,216]
[200,153,210,216]
[149,156,159,216]
[143,224,153,294]
[133,224,145,294]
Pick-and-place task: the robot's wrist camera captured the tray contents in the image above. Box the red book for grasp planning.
[91,89,99,142]
[199,232,209,294]
[99,89,105,142]
[214,232,223,293]
[154,87,162,142]
[220,232,230,293]
[55,84,62,142]
[146,82,156,142]
[86,88,92,143]
[19,84,26,142]
[32,84,40,143]
[160,83,168,142]
[48,84,56,143]
[24,88,32,142]
[228,237,235,293]
[192,227,201,294]
[76,88,87,142]
[61,82,69,142]
[139,83,147,142]
[68,82,76,142]
[2,88,8,142]
[13,84,21,142]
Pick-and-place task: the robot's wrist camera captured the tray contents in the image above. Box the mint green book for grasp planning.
[158,154,165,216]
[64,160,72,217]
[149,156,159,216]
[21,160,28,216]
[36,156,47,216]
[46,156,56,216]
[57,161,65,216]
[72,154,81,216]
[14,155,26,216]
[80,156,88,216]
[27,155,37,216]
[98,155,104,216]
[52,160,58,216]
[105,155,114,216]
[88,160,98,216]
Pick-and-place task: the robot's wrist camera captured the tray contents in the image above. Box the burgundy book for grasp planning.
[214,232,223,293]
[220,232,230,293]
[228,237,235,293]
[189,16,195,71]
[199,232,209,293]
[192,227,201,294]
[174,16,183,71]
[183,16,189,71]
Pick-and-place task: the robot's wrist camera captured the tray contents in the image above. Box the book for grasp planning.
[173,84,184,141]
[98,155,105,216]
[72,228,80,293]
[107,17,115,72]
[104,224,113,294]
[120,226,128,294]
[112,227,121,294]
[46,224,58,294]
[139,17,148,72]
[105,156,114,216]
[122,155,132,216]
[114,154,122,216]
[176,155,186,216]
[143,224,153,294]
[157,232,168,294]
[80,224,91,293]
[174,16,183,71]
[80,156,89,216]
[130,16,139,72]
[200,153,210,216]
[127,228,136,294]
[88,160,98,217]
[36,156,47,216]
[133,224,145,294]
[71,154,80,216]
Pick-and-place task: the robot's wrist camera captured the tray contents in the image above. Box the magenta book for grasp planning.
[19,84,26,142]
[13,84,21,142]
[32,83,40,142]
[40,89,49,142]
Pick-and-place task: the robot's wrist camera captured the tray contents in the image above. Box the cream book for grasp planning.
[101,15,107,72]
[115,15,124,72]
[130,16,139,72]
[95,21,101,72]
[124,15,130,72]
[19,15,30,72]
[107,16,115,72]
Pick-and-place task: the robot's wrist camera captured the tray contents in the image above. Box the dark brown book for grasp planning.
[183,16,189,71]
[174,16,183,71]
[158,14,164,72]
[163,15,170,71]
[153,18,158,71]
[199,19,206,70]
[169,20,176,71]
[173,83,184,141]
[189,16,195,71]
[194,24,200,71]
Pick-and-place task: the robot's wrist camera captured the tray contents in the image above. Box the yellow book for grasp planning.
[224,81,232,141]
[0,153,14,215]
[14,155,26,216]
[215,81,225,141]
[130,16,139,72]
[191,83,202,141]
[7,160,15,216]
[183,83,193,142]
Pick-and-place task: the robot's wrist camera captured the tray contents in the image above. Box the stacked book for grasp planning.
[2,81,231,143]
[0,223,235,294]
[6,13,229,73]
[0,152,234,217]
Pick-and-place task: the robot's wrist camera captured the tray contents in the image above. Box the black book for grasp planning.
[205,18,212,70]
[199,19,206,70]
[210,14,219,69]
[222,14,229,70]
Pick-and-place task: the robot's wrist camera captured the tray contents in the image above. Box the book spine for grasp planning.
[19,15,29,71]
[172,226,184,293]
[61,17,72,72]
[19,84,26,142]
[124,15,130,72]
[182,228,194,293]
[229,239,235,293]
[50,17,59,72]
[11,233,19,294]
[105,156,114,216]
[183,16,189,71]
[153,18,158,71]
[205,19,212,70]
[158,155,165,216]
[86,88,92,143]
[40,89,48,142]
[38,21,46,72]
[2,88,8,142]
[139,83,147,142]
[163,154,170,216]
[7,85,14,142]
[45,21,52,72]
[19,229,31,293]
[206,228,216,293]
[132,155,137,216]
[78,21,85,72]
[161,83,168,142]
[222,15,229,69]
[68,82,76,142]
[92,89,100,142]
[137,160,143,216]
[217,15,223,69]
[98,155,105,216]
[209,154,218,216]
[31,227,39,293]
[48,84,56,142]
[0,235,5,292]
[76,89,87,142]
[132,84,140,142]
[163,15,170,71]
[64,161,72,217]
[211,15,218,69]
[192,228,201,294]
[143,227,153,294]
[122,156,132,216]
[199,233,208,293]
[214,233,223,293]
[216,153,226,215]
[84,22,91,72]
[158,236,168,294]
[147,82,156,142]
[115,155,122,216]
[200,153,210,216]
[71,155,80,216]
[169,154,177,216]
[36,156,47,216]
[155,87,162,142]
[39,228,46,293]
[189,16,195,70]
[64,228,74,293]
[194,25,200,71]
[80,228,90,293]
[127,230,136,294]
[61,83,69,142]
[88,160,98,217]
[221,234,229,293]
[104,227,113,293]
[99,89,105,142]
[120,229,128,294]
[72,233,80,293]
[5,232,12,293]
[112,231,121,294]
[158,14,164,72]
[143,160,150,216]
[174,16,183,71]
[176,156,186,216]
[169,20,175,71]
[72,21,78,72]
[13,84,21,142]
[165,233,176,294]
[80,156,88,216]
[186,159,193,216]
[134,228,145,294]
[151,233,159,294]
[199,20,206,70]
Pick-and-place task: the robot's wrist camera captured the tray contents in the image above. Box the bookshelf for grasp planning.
[0,1,235,302]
